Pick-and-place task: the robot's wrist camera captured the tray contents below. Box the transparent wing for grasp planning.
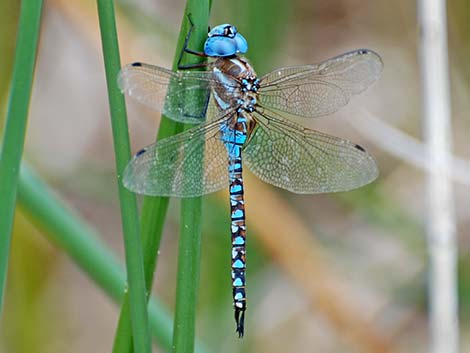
[118,62,236,123]
[257,49,383,119]
[123,115,234,197]
[243,111,378,193]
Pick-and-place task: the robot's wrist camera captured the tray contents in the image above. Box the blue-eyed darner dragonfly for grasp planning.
[118,22,382,337]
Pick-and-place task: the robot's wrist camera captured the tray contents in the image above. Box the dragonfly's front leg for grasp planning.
[177,14,209,70]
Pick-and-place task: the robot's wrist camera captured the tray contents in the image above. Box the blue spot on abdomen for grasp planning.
[233,259,245,269]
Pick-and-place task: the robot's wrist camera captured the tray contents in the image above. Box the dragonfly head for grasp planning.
[204,24,248,57]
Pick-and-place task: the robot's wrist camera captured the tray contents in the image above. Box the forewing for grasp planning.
[118,62,232,123]
[123,118,232,197]
[258,49,382,119]
[243,112,378,193]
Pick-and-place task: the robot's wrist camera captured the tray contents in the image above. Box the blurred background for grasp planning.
[0,0,468,352]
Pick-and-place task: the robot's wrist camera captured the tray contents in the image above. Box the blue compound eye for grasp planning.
[234,33,248,54]
[204,37,237,56]
[204,24,248,57]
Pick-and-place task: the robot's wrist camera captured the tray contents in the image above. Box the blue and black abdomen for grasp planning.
[220,113,250,337]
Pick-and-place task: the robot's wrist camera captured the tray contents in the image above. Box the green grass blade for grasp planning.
[112,2,210,353]
[16,164,209,353]
[173,198,203,352]
[172,3,209,353]
[0,0,43,317]
[111,196,171,353]
[96,1,151,352]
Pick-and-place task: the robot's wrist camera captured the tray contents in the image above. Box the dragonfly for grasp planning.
[118,21,382,337]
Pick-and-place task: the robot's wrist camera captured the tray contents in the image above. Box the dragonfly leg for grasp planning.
[177,13,208,70]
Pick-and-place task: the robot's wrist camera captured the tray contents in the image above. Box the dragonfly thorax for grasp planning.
[212,57,260,115]
[241,77,260,93]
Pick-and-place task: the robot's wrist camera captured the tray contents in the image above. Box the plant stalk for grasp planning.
[96,1,151,352]
[112,2,210,353]
[0,0,43,317]
[418,1,459,353]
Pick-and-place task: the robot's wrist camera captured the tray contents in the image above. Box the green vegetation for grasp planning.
[97,1,151,352]
[0,0,43,316]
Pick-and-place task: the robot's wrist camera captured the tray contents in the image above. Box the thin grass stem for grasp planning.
[171,3,209,352]
[112,2,210,352]
[0,0,43,317]
[418,1,459,353]
[96,1,151,352]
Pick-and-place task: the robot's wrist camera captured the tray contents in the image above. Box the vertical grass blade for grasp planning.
[112,2,210,353]
[418,1,459,353]
[112,188,172,353]
[171,3,209,353]
[0,0,43,317]
[172,198,203,352]
[96,1,151,352]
